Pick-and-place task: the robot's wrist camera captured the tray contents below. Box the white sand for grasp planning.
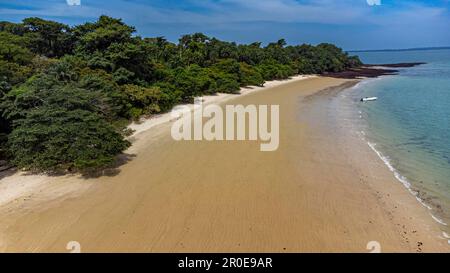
[0,75,315,208]
[128,75,315,137]
[0,76,448,252]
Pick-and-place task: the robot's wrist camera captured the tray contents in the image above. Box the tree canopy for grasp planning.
[0,16,362,173]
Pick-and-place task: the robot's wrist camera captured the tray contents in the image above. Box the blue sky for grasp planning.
[0,0,449,50]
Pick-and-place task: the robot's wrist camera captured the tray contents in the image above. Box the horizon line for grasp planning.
[347,46,450,53]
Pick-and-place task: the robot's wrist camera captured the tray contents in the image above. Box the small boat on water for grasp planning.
[361,97,378,102]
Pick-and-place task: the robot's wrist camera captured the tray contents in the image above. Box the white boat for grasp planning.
[361,97,378,102]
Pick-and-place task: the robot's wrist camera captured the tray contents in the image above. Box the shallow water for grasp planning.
[342,49,450,234]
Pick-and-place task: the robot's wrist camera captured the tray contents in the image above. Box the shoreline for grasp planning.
[0,75,448,252]
[300,79,449,251]
[322,62,425,79]
[127,75,316,138]
[339,75,450,241]
[366,140,449,228]
[0,75,316,209]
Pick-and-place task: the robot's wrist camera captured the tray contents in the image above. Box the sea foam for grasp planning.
[366,141,449,226]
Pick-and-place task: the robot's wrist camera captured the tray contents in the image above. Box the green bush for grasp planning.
[210,72,240,94]
[256,60,294,81]
[171,65,217,101]
[122,84,161,118]
[239,62,264,87]
[7,107,130,172]
[0,16,363,173]
[153,82,183,112]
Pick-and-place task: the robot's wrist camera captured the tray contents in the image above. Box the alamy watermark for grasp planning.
[66,241,81,253]
[367,241,381,253]
[65,240,381,253]
[366,0,381,6]
[66,0,81,6]
[170,100,279,152]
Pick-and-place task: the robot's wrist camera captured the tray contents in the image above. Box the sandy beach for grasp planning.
[0,76,448,252]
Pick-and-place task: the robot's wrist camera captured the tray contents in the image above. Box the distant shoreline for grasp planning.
[118,64,419,137]
[348,47,450,53]
[322,62,425,79]
[365,62,426,68]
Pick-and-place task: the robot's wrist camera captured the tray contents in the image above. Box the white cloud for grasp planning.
[1,0,447,27]
[66,0,81,6]
[0,0,449,48]
[366,0,381,6]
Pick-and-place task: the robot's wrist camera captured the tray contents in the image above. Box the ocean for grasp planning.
[344,49,450,237]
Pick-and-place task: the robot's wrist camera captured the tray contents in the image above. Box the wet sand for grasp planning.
[0,76,448,252]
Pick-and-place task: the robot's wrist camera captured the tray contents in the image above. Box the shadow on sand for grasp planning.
[79,153,137,179]
[0,153,136,181]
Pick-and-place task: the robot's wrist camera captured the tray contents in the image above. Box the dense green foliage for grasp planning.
[0,16,362,173]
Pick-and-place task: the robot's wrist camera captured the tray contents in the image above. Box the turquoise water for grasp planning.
[349,49,450,234]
